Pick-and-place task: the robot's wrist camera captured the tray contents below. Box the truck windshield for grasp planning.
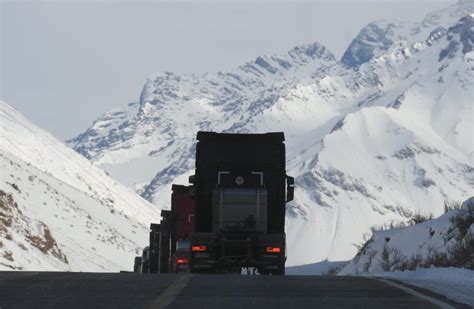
[217,188,267,232]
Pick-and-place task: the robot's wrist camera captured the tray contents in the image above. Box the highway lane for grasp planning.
[0,272,468,309]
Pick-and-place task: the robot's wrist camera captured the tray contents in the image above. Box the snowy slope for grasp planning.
[339,197,473,275]
[337,197,473,305]
[69,1,474,267]
[0,101,162,271]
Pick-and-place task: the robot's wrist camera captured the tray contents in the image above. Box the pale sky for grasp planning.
[1,0,454,140]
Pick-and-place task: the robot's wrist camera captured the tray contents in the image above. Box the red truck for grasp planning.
[134,185,195,273]
[170,185,195,272]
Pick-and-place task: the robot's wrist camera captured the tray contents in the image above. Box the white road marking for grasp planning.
[148,274,194,309]
[374,277,455,309]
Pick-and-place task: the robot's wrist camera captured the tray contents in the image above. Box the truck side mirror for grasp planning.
[286,175,294,202]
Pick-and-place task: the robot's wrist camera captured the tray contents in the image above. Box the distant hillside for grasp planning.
[0,101,162,271]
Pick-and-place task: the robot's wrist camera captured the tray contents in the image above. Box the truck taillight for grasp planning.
[266,247,281,253]
[176,258,189,265]
[191,245,207,252]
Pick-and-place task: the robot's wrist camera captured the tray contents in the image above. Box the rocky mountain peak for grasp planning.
[290,42,335,60]
[341,21,399,69]
[439,15,474,61]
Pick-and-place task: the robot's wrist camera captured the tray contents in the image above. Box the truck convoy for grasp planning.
[133,131,294,275]
[134,184,195,274]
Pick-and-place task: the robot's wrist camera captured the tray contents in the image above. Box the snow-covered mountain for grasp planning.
[0,101,162,271]
[68,1,474,267]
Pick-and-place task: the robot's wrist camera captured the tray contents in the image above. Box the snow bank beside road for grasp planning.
[377,267,474,306]
[339,197,473,275]
[338,197,473,306]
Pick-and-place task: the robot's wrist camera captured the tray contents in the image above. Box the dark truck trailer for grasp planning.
[135,185,195,273]
[189,131,294,275]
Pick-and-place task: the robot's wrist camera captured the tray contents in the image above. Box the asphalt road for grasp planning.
[0,272,468,309]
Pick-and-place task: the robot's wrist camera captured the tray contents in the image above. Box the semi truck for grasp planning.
[188,131,294,275]
[134,131,294,275]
